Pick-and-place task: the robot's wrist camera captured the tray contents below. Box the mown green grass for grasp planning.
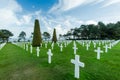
[0,41,120,80]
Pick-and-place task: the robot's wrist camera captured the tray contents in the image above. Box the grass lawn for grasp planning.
[0,42,120,80]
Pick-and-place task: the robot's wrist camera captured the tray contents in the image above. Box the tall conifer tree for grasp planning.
[32,19,42,47]
[52,28,57,43]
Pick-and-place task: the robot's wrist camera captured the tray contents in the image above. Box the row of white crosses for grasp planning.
[94,40,120,60]
[51,43,54,50]
[47,41,85,79]
[0,43,6,50]
[76,40,113,60]
[71,41,85,79]
[25,43,53,64]
[60,44,63,52]
[77,40,114,50]
[59,41,70,52]
[94,41,113,59]
[103,41,115,53]
[23,40,120,79]
[23,42,54,64]
[25,42,66,57]
[112,40,120,46]
[24,43,40,57]
[51,41,71,52]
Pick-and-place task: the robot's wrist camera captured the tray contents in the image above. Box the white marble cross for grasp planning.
[82,42,85,47]
[24,44,26,49]
[102,41,105,45]
[73,45,78,54]
[99,42,101,46]
[47,49,53,64]
[108,43,112,49]
[104,45,108,53]
[36,47,40,57]
[51,43,54,50]
[26,44,28,51]
[67,41,69,45]
[94,47,103,59]
[57,42,60,46]
[86,44,89,50]
[45,43,47,48]
[71,55,85,79]
[30,45,32,53]
[93,43,96,48]
[73,41,76,46]
[60,44,63,52]
[64,42,67,47]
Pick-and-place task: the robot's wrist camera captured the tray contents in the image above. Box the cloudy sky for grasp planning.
[0,0,120,38]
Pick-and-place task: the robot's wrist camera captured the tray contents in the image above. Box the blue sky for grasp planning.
[0,0,120,38]
[17,0,57,12]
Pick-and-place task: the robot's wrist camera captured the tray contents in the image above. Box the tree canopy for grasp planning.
[18,31,26,42]
[64,21,120,40]
[43,32,50,41]
[0,29,13,42]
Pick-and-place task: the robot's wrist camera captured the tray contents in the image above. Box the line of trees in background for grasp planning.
[1,21,120,43]
[62,21,120,40]
[18,31,51,42]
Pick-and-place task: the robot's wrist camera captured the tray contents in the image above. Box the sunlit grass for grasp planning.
[0,41,120,80]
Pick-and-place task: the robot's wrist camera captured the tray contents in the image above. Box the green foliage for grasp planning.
[64,21,120,40]
[43,32,51,40]
[32,19,42,47]
[52,28,57,43]
[18,31,26,42]
[0,29,13,42]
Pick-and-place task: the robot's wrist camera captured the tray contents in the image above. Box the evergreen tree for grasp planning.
[52,28,57,43]
[18,31,26,42]
[43,32,51,41]
[32,19,42,47]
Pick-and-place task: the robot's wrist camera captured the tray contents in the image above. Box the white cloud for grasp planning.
[103,0,120,7]
[0,0,23,38]
[39,15,98,37]
[49,0,120,13]
[0,0,22,12]
[0,0,34,38]
[16,15,33,26]
[49,0,103,13]
[85,20,97,25]
[0,9,18,26]
[96,16,120,24]
[0,0,22,26]
[0,0,119,39]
